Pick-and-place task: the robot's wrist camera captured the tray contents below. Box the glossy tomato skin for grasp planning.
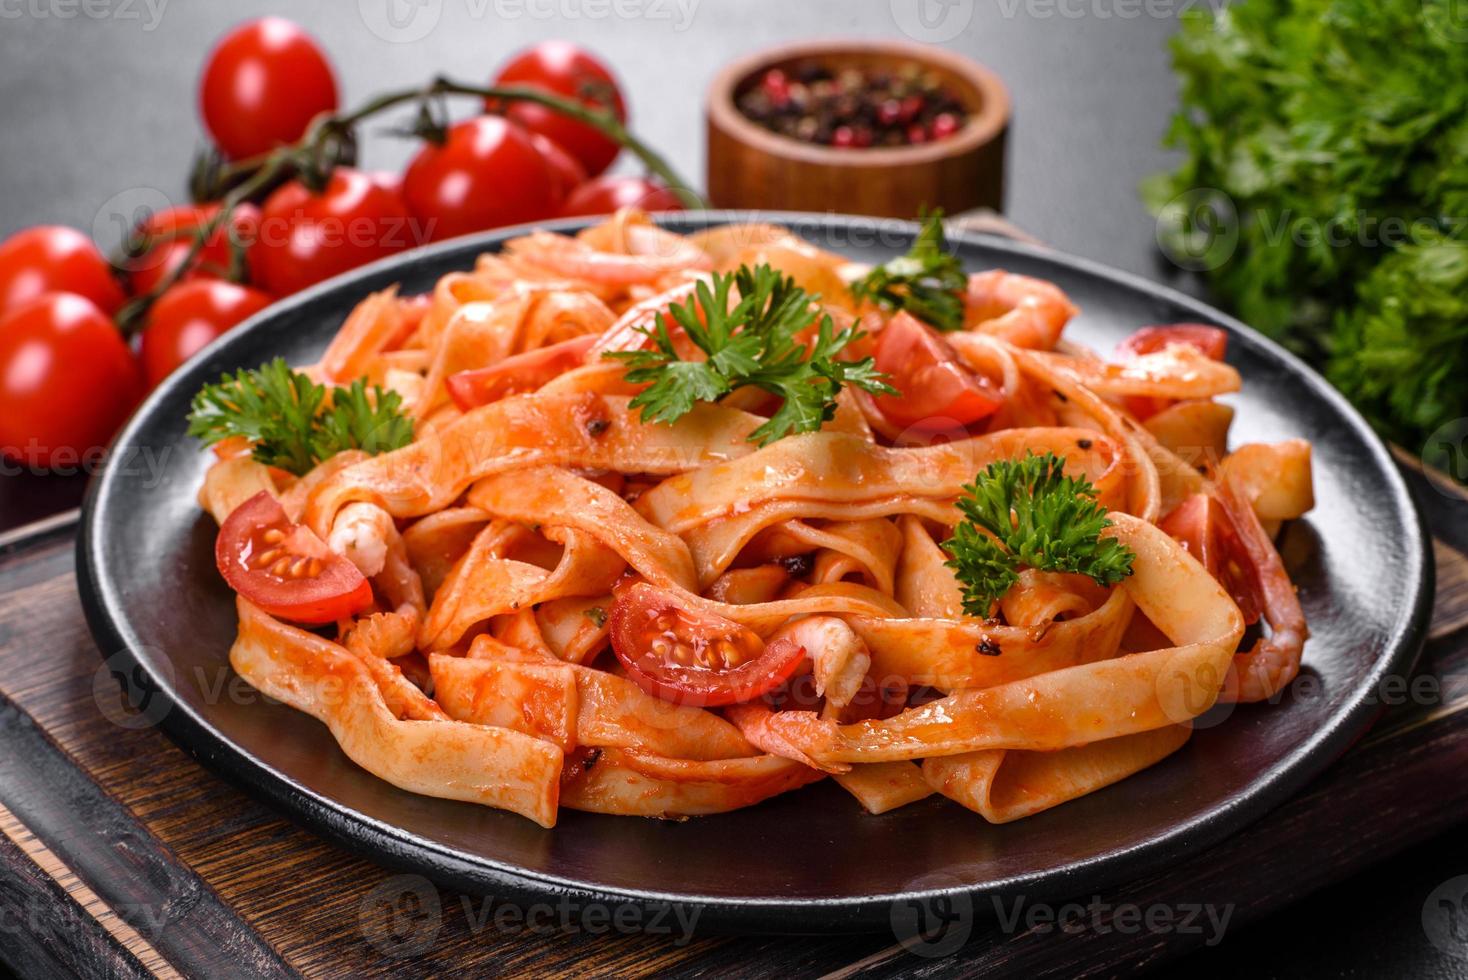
[124,203,262,296]
[140,280,274,388]
[559,176,685,218]
[1118,324,1228,360]
[528,132,587,203]
[1118,324,1229,419]
[608,582,807,708]
[446,334,595,410]
[215,491,373,624]
[199,18,338,161]
[0,293,141,467]
[872,311,1002,432]
[255,168,414,296]
[403,117,556,242]
[0,226,125,318]
[1159,493,1262,624]
[493,41,627,177]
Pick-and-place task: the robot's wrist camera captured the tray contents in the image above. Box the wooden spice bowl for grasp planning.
[706,40,1010,218]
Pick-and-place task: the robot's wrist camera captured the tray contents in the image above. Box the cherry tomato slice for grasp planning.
[215,491,373,624]
[608,582,807,708]
[1117,324,1229,420]
[1158,493,1262,624]
[199,18,338,161]
[871,311,1002,431]
[0,225,125,318]
[446,334,596,410]
[1117,324,1228,360]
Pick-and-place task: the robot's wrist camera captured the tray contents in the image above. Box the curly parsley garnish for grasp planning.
[942,452,1135,617]
[850,211,967,331]
[605,263,894,446]
[187,357,414,476]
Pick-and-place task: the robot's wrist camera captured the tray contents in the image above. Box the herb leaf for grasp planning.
[942,452,1135,617]
[187,358,414,476]
[850,210,967,331]
[606,264,895,445]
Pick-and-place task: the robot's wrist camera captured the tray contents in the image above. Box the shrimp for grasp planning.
[328,502,395,579]
[964,269,1078,350]
[506,229,711,286]
[771,616,871,710]
[1215,476,1308,703]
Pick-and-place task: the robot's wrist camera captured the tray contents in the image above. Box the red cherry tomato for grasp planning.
[446,334,595,410]
[0,293,141,467]
[1118,324,1228,360]
[559,176,685,218]
[492,41,628,178]
[123,203,262,296]
[215,491,373,624]
[139,280,274,388]
[1117,323,1229,419]
[199,18,338,161]
[1158,493,1262,624]
[0,226,125,318]
[871,311,1002,431]
[608,582,807,708]
[528,133,587,203]
[403,117,556,242]
[255,168,414,296]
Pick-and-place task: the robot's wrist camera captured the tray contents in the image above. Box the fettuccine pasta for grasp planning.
[196,210,1312,828]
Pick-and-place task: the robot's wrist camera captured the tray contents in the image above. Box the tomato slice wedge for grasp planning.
[445,334,597,410]
[1117,324,1229,420]
[1117,324,1228,360]
[872,311,1002,431]
[1158,493,1262,624]
[215,491,373,624]
[608,582,806,707]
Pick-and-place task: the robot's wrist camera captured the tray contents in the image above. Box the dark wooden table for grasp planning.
[3,3,1468,976]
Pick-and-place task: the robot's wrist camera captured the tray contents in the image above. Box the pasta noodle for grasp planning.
[197,210,1313,826]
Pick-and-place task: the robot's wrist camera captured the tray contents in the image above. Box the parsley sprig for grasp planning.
[605,264,895,446]
[187,358,414,476]
[850,211,967,331]
[942,453,1135,617]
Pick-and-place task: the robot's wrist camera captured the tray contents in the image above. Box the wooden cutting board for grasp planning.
[0,451,1464,978]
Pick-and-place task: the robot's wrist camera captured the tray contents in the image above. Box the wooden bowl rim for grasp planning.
[706,38,1011,168]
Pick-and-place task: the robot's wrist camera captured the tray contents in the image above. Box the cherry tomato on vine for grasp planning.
[559,175,685,218]
[528,133,587,203]
[199,18,338,161]
[402,116,556,242]
[255,168,414,296]
[215,491,373,624]
[608,582,807,707]
[139,280,274,388]
[491,41,627,178]
[123,203,262,296]
[0,293,141,467]
[0,226,125,319]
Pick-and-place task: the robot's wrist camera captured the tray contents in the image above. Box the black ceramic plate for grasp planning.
[78,213,1432,932]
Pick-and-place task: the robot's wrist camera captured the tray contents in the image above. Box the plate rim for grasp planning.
[76,211,1434,931]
